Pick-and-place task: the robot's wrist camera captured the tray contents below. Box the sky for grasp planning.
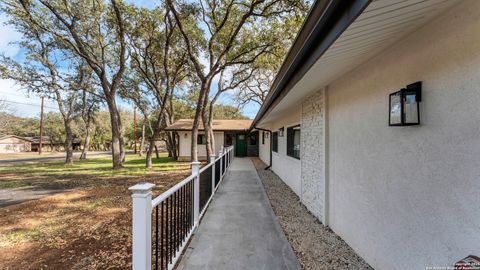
[0,0,261,120]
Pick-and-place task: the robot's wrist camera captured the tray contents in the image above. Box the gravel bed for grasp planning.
[252,158,373,270]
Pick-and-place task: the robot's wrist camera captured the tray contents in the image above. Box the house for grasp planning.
[165,119,258,161]
[252,0,480,269]
[26,136,82,152]
[0,135,32,153]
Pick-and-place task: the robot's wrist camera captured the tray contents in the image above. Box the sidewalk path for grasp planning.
[177,158,301,270]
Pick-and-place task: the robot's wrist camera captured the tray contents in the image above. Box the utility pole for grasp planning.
[133,103,137,154]
[39,96,44,155]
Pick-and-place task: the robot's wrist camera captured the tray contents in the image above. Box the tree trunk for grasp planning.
[166,132,177,159]
[80,118,92,160]
[172,132,178,159]
[191,81,211,162]
[155,145,159,159]
[64,123,74,165]
[145,122,160,169]
[209,127,215,155]
[202,114,212,161]
[139,122,145,157]
[106,98,124,169]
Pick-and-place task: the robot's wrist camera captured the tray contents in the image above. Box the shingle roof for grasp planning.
[165,119,252,131]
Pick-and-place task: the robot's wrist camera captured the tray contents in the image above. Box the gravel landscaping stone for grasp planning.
[252,158,373,270]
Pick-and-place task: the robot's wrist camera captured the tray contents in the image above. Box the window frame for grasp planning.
[272,131,278,153]
[249,133,257,146]
[197,134,206,145]
[286,125,301,160]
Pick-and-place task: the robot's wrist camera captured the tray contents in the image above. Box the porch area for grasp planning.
[177,158,300,270]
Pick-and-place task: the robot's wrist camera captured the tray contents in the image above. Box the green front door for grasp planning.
[235,133,247,157]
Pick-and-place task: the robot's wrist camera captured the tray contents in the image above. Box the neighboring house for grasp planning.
[26,136,81,152]
[252,1,480,269]
[165,119,258,161]
[0,135,32,153]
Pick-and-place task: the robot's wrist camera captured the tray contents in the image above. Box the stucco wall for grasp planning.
[178,131,224,160]
[327,2,480,269]
[259,131,271,164]
[301,89,325,222]
[260,109,302,196]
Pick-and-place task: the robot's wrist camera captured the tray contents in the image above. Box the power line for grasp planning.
[0,99,59,110]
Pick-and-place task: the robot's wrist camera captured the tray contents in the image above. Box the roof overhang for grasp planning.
[252,0,460,127]
[166,119,253,132]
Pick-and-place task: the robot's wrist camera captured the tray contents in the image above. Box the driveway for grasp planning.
[0,186,72,207]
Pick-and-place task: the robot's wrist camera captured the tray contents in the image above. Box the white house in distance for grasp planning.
[165,119,258,161]
[252,0,480,269]
[0,135,32,153]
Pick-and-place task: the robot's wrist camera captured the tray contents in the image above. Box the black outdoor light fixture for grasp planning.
[389,81,422,126]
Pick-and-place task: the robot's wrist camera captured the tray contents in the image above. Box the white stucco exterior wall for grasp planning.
[259,108,302,196]
[327,2,480,269]
[178,131,224,160]
[259,131,271,164]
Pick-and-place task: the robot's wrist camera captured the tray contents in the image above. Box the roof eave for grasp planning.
[250,0,371,130]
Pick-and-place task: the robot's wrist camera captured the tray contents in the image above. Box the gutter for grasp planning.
[250,0,371,129]
[253,126,272,170]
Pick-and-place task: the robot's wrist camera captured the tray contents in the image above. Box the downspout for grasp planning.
[253,126,272,170]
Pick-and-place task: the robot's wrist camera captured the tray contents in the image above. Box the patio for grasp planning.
[176,158,300,270]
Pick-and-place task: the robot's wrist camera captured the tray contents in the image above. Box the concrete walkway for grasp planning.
[177,158,301,270]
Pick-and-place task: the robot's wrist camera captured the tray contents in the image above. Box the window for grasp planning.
[197,134,206,145]
[287,125,300,159]
[272,132,278,152]
[262,132,265,145]
[249,133,257,145]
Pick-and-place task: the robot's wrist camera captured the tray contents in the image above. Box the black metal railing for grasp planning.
[199,164,213,213]
[152,177,194,270]
[135,146,234,270]
[214,158,221,187]
[222,154,226,175]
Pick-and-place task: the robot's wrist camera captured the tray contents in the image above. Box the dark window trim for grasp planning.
[249,133,257,146]
[286,125,301,160]
[272,132,278,153]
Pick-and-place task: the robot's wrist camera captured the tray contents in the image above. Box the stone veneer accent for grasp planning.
[301,88,325,223]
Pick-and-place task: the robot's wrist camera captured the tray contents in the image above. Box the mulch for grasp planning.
[0,170,190,270]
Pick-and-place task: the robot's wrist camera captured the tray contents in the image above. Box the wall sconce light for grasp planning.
[184,133,188,138]
[265,132,269,139]
[389,81,422,126]
[278,127,284,137]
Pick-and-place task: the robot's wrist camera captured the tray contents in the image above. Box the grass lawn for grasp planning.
[0,152,65,160]
[0,153,191,269]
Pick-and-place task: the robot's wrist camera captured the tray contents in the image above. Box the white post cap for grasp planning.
[129,182,155,195]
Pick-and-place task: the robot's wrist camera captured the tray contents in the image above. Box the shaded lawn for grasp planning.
[0,152,64,160]
[0,153,188,190]
[0,153,191,269]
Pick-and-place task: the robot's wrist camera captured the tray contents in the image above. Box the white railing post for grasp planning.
[218,149,223,177]
[191,161,201,224]
[129,182,155,270]
[210,155,216,190]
